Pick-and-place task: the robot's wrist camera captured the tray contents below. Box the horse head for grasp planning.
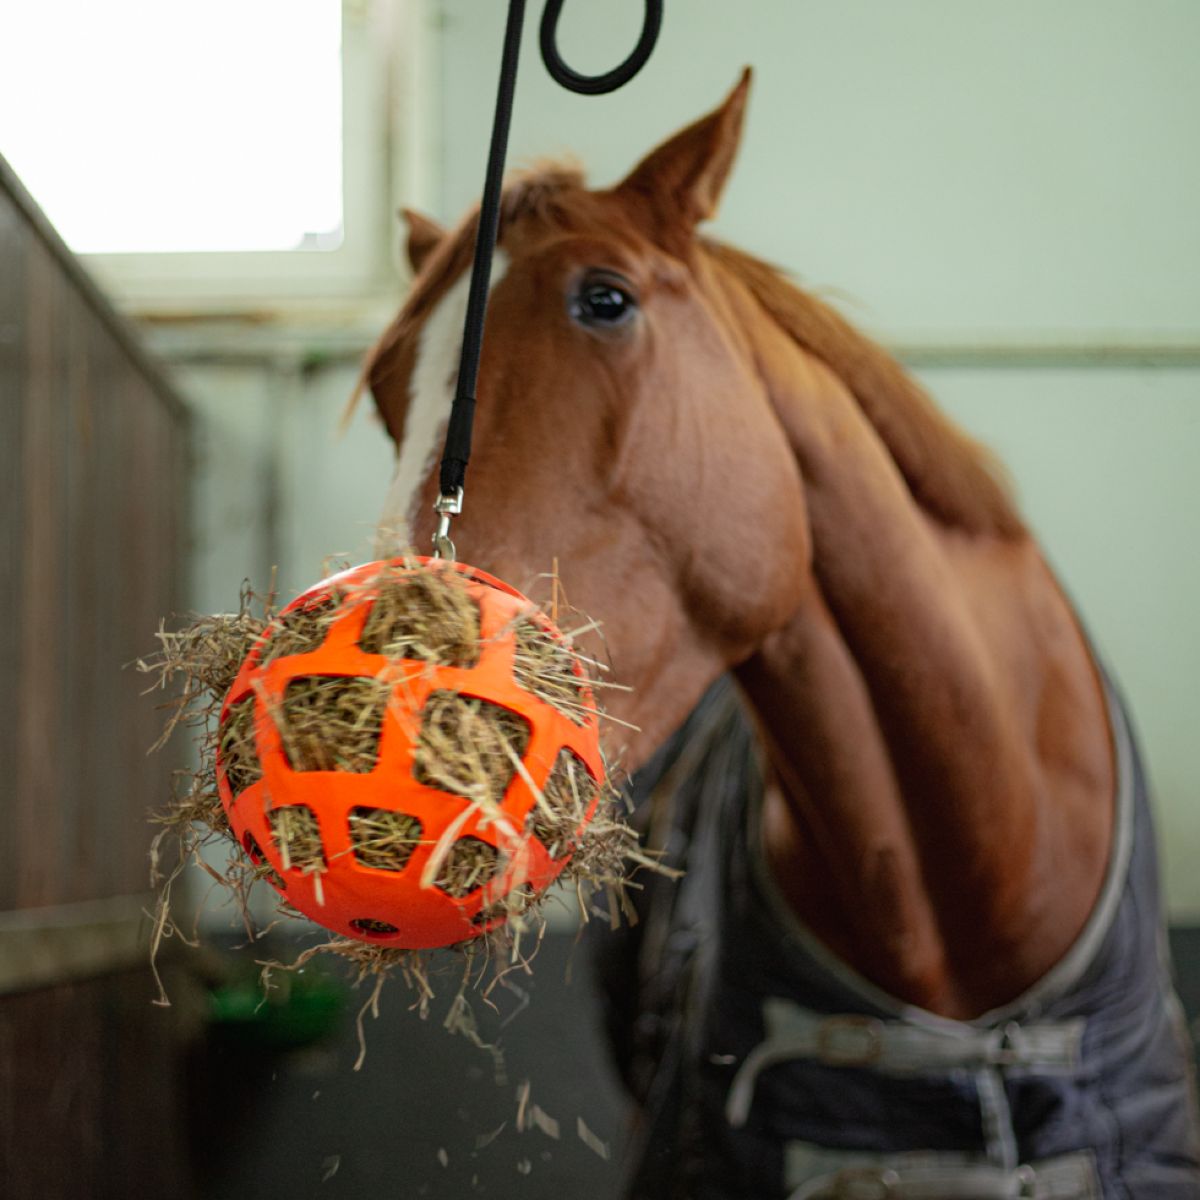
[367,72,811,764]
[366,66,1127,1025]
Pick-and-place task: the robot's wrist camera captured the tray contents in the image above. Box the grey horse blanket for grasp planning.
[591,675,1200,1199]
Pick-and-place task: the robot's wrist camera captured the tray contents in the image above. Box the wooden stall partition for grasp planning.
[0,153,195,1200]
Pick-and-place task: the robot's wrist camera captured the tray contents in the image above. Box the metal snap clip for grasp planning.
[817,1015,885,1067]
[994,1020,1024,1067]
[1014,1163,1037,1198]
[833,1166,899,1200]
[432,488,463,561]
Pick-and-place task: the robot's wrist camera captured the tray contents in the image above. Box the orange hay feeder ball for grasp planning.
[215,557,605,949]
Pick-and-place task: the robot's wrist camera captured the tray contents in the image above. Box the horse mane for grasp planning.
[703,240,1025,540]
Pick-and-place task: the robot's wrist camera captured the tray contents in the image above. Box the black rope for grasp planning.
[438,0,663,501]
[438,0,527,499]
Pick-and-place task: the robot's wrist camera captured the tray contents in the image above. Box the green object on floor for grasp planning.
[209,970,345,1050]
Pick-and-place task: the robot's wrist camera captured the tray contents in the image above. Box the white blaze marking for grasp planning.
[377,251,510,550]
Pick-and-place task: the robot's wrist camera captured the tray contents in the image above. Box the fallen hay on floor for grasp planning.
[139,557,669,1040]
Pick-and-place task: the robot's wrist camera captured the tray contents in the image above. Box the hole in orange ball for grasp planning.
[269,805,327,873]
[219,695,262,796]
[527,749,599,859]
[414,692,530,805]
[280,675,385,772]
[472,885,536,926]
[511,615,589,724]
[257,595,337,665]
[242,831,285,890]
[349,807,423,872]
[434,835,501,898]
[350,918,401,937]
[358,567,481,666]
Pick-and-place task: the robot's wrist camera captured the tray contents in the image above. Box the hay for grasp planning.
[434,835,501,898]
[269,805,327,873]
[414,692,530,807]
[474,885,537,929]
[242,832,286,891]
[527,750,599,859]
[218,695,262,796]
[143,591,269,744]
[263,937,439,1072]
[349,807,423,871]
[258,595,337,664]
[140,558,671,1043]
[511,616,589,723]
[359,565,480,665]
[137,585,286,1003]
[278,675,386,773]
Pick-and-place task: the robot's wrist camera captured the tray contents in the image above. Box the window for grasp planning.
[0,0,423,312]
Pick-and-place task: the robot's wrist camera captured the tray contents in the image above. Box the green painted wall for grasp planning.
[930,367,1200,914]
[430,0,1200,914]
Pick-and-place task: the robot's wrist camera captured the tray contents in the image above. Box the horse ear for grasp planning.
[401,207,445,273]
[615,68,751,236]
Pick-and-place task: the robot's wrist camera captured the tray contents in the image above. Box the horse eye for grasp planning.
[570,276,638,328]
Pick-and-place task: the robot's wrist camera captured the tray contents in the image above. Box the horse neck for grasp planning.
[703,250,1113,1016]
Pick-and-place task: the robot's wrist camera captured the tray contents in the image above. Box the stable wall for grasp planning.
[161,0,1200,917]
[431,0,1200,915]
[0,155,192,1200]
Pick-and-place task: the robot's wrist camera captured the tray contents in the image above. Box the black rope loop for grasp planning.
[539,0,664,96]
[438,0,664,502]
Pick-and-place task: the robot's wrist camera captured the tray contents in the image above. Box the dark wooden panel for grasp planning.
[62,303,97,902]
[15,233,68,909]
[0,149,193,1200]
[0,155,188,911]
[0,186,27,912]
[0,966,196,1200]
[115,374,167,895]
[84,315,130,901]
[57,243,90,902]
[80,310,131,901]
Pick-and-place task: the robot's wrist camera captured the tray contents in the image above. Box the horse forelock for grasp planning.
[367,165,598,540]
[701,240,1025,540]
[364,164,590,421]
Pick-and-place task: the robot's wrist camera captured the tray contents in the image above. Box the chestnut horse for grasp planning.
[366,73,1199,1200]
